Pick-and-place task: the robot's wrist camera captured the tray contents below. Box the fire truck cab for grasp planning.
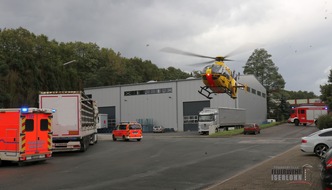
[0,108,53,166]
[288,106,328,126]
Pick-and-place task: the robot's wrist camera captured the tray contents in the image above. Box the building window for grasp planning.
[251,88,256,94]
[257,91,261,96]
[246,87,251,92]
[183,115,198,124]
[262,93,266,98]
[124,88,172,96]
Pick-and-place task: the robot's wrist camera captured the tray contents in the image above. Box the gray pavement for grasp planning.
[98,127,322,190]
[205,145,322,190]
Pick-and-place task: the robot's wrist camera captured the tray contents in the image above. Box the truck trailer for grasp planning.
[39,91,98,152]
[198,107,246,135]
[0,108,53,166]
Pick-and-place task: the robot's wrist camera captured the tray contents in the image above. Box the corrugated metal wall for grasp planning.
[85,75,267,132]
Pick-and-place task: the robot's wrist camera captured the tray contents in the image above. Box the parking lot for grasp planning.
[0,123,320,190]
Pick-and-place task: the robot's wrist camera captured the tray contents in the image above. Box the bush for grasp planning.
[317,114,332,130]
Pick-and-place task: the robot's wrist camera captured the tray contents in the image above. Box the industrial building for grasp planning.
[84,75,267,132]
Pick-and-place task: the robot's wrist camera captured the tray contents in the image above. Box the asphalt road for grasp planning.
[0,123,318,190]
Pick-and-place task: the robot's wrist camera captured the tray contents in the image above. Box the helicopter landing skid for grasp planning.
[198,86,213,99]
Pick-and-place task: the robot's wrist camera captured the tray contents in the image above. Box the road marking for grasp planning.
[238,139,287,144]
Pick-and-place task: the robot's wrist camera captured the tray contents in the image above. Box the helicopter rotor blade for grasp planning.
[223,58,233,62]
[224,43,260,58]
[189,60,215,66]
[161,47,215,60]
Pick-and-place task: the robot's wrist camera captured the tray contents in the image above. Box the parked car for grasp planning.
[243,123,260,135]
[153,125,165,133]
[321,148,332,190]
[112,122,143,141]
[301,128,332,157]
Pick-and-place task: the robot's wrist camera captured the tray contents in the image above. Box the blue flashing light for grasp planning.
[21,107,29,113]
[52,109,56,113]
[325,107,328,110]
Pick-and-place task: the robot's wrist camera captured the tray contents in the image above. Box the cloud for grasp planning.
[0,0,331,96]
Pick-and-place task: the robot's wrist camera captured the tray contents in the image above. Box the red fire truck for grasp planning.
[288,106,328,126]
[0,108,53,166]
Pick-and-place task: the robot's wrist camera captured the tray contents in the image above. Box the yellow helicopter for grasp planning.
[161,47,247,99]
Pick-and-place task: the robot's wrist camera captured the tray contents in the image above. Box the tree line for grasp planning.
[0,27,191,108]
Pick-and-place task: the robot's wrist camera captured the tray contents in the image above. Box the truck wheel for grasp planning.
[294,120,299,126]
[94,134,98,144]
[90,134,98,145]
[112,135,117,141]
[137,139,141,141]
[80,137,89,152]
[303,123,307,126]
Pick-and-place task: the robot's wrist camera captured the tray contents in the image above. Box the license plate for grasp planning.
[29,155,45,160]
[55,143,67,147]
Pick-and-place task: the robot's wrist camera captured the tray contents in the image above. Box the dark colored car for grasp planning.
[243,123,261,135]
[321,148,332,190]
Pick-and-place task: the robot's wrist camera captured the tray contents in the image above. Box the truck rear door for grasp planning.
[0,112,19,155]
[40,95,79,137]
[22,113,51,156]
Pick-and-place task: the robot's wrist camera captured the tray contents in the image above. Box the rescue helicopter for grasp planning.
[161,47,247,99]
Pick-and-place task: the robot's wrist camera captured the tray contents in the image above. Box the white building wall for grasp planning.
[238,75,267,124]
[120,83,177,130]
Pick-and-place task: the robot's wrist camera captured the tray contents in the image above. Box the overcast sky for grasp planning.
[1,0,331,95]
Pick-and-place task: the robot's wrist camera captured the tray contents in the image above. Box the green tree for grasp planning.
[161,67,191,80]
[320,69,332,112]
[317,114,332,129]
[283,90,318,99]
[0,27,192,107]
[276,94,291,121]
[243,48,286,120]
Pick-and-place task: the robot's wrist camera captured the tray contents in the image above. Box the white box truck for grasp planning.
[97,113,108,129]
[198,107,246,135]
[39,91,98,152]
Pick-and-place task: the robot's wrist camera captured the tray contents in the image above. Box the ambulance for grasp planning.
[0,108,53,166]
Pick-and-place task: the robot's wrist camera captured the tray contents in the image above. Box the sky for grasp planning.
[1,0,331,96]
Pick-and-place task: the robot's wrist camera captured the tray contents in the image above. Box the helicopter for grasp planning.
[161,47,247,99]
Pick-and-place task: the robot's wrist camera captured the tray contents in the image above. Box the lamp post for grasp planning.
[62,60,82,90]
[63,60,77,66]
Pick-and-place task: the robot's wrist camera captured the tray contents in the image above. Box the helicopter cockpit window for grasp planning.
[211,64,223,74]
[202,66,209,73]
[212,65,224,74]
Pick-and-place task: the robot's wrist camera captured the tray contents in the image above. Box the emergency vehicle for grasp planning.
[0,108,53,166]
[288,106,328,126]
[112,122,143,141]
